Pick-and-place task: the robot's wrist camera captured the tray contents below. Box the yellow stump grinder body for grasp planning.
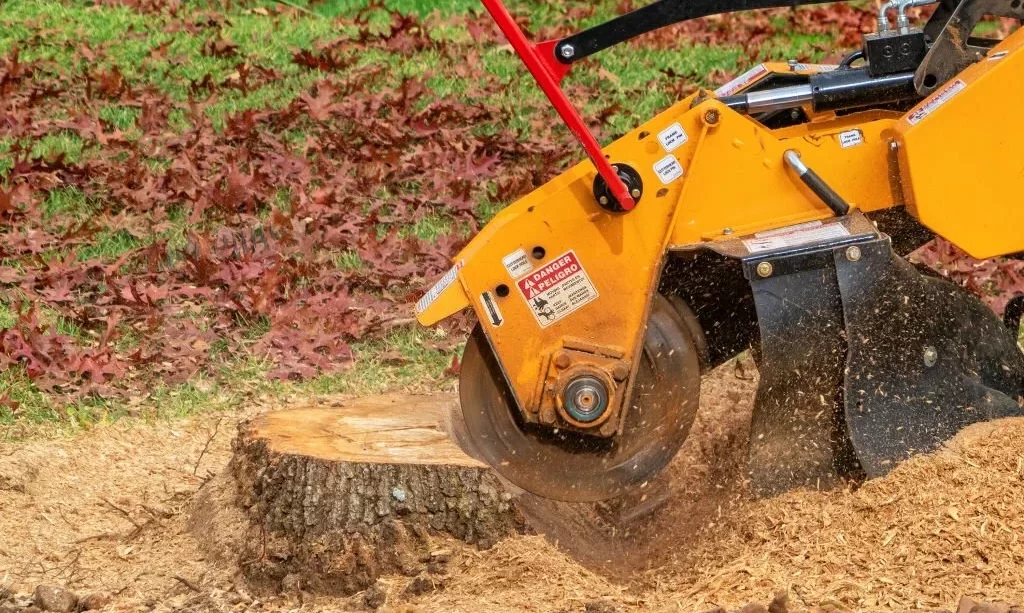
[416,0,1024,501]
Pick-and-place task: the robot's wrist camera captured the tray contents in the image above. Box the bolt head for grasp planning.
[723,227,734,235]
[756,261,773,278]
[630,188,641,199]
[923,345,938,367]
[598,196,609,205]
[611,362,630,381]
[704,109,720,125]
[553,351,571,369]
[846,245,862,262]
[560,44,575,59]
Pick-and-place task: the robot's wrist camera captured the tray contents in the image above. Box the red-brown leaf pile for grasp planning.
[0,6,586,401]
[2,1,1013,408]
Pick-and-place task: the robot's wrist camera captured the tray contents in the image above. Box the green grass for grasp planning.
[0,326,459,436]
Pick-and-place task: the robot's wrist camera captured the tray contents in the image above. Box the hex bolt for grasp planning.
[553,351,571,369]
[560,44,576,59]
[756,261,773,278]
[611,363,630,381]
[846,245,862,262]
[923,345,938,367]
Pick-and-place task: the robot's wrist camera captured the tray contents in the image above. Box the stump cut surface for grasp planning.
[247,396,485,467]
[198,393,525,596]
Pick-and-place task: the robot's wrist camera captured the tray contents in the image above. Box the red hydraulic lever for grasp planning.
[479,0,636,211]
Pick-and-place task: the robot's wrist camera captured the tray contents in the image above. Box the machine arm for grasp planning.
[552,0,843,65]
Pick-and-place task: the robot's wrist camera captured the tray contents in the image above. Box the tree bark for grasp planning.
[197,394,526,596]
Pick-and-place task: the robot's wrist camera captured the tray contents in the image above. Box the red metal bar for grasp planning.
[479,0,636,211]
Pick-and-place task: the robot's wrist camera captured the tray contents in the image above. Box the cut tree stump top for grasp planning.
[246,393,485,467]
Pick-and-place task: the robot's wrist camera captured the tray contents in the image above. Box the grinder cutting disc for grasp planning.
[459,294,701,502]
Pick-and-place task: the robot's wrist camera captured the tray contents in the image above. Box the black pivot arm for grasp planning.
[554,0,849,65]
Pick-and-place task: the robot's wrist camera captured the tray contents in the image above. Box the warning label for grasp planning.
[742,221,850,253]
[502,248,532,279]
[838,129,863,148]
[653,155,684,184]
[907,79,965,125]
[714,64,768,96]
[657,122,688,152]
[516,251,598,328]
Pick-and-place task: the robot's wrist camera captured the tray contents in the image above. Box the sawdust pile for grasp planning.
[2,378,1024,613]
[410,418,1024,612]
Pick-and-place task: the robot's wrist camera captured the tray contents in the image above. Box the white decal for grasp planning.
[838,129,864,148]
[657,122,688,152]
[714,64,768,96]
[415,261,463,314]
[516,251,598,328]
[743,222,851,253]
[907,79,966,125]
[988,50,1009,61]
[754,220,822,237]
[479,291,504,328]
[501,248,532,279]
[653,155,684,185]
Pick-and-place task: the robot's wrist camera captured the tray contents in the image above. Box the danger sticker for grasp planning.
[714,64,768,96]
[654,155,684,185]
[838,129,863,148]
[502,248,532,279]
[742,222,850,253]
[416,261,463,314]
[516,251,598,328]
[907,79,966,125]
[657,123,688,152]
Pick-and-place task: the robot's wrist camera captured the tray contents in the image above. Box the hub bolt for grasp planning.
[562,375,610,424]
[846,245,862,262]
[756,261,773,278]
[560,44,576,59]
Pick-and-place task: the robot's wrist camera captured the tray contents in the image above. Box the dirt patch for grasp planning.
[2,361,1024,612]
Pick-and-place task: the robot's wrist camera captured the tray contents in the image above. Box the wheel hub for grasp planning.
[457,294,702,502]
[562,375,610,424]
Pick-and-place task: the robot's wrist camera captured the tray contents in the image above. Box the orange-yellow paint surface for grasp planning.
[894,28,1024,259]
[417,48,1023,416]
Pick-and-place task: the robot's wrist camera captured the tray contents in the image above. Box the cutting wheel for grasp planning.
[459,294,702,502]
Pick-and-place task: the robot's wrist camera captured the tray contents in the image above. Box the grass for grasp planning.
[0,0,854,432]
[0,326,457,436]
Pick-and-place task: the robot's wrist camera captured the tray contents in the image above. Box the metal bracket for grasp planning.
[744,229,1024,495]
[915,0,1024,94]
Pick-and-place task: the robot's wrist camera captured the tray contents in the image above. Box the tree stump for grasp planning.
[196,394,527,596]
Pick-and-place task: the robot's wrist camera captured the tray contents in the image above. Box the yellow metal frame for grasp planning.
[416,30,1024,426]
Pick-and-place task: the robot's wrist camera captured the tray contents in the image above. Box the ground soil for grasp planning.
[2,357,1023,612]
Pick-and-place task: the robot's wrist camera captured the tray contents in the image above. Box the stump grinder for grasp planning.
[416,0,1024,501]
